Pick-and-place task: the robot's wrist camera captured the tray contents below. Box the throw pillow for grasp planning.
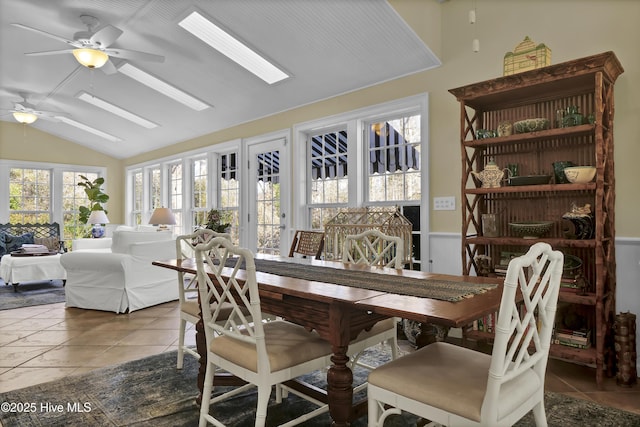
[34,237,60,252]
[0,232,6,257]
[4,232,35,253]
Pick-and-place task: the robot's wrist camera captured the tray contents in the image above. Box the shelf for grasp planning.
[463,124,594,148]
[558,289,597,305]
[465,182,595,194]
[466,236,597,248]
[550,343,597,366]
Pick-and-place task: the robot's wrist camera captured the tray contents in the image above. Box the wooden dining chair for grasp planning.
[174,229,231,369]
[195,237,333,427]
[288,230,325,260]
[367,242,564,427]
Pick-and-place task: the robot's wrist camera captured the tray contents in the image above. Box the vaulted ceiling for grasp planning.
[0,0,441,159]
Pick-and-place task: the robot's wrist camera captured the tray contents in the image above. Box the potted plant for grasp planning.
[203,209,231,233]
[77,175,109,237]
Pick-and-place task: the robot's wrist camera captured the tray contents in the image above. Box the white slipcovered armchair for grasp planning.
[60,230,178,313]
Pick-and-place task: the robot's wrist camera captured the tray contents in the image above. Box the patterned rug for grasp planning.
[1,348,638,427]
[0,279,65,310]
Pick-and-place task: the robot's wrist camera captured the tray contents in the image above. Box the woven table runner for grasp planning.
[244,258,497,302]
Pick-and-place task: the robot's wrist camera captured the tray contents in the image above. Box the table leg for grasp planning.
[327,303,354,427]
[195,317,207,405]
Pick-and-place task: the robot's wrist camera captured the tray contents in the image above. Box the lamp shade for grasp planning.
[88,210,110,224]
[149,207,176,225]
[73,48,109,68]
[13,111,38,124]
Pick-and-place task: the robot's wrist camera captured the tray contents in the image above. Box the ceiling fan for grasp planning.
[2,93,64,124]
[11,14,164,74]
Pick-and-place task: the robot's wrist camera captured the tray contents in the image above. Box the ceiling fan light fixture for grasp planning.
[73,48,109,68]
[13,111,38,124]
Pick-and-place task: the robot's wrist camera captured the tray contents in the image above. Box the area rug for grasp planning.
[1,348,639,427]
[0,279,65,310]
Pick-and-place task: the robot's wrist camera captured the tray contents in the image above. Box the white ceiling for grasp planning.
[0,0,441,159]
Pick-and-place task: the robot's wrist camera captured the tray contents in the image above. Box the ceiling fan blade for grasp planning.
[100,59,118,75]
[25,49,76,57]
[105,48,164,63]
[35,111,63,121]
[11,23,77,46]
[90,25,123,48]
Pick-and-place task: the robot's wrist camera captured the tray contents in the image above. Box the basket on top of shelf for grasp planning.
[324,207,413,267]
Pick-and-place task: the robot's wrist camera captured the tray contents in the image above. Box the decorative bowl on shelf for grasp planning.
[513,118,550,133]
[564,166,596,184]
[508,221,554,239]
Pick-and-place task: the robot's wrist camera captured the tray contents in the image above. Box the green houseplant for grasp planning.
[204,209,231,233]
[77,175,109,225]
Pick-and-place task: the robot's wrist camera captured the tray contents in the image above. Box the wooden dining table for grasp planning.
[153,254,504,427]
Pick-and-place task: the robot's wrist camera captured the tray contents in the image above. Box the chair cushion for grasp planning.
[368,341,541,422]
[211,320,332,373]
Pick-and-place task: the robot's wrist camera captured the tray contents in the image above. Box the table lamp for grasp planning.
[149,207,176,231]
[88,210,109,238]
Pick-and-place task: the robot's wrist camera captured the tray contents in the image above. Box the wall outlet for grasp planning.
[433,196,456,211]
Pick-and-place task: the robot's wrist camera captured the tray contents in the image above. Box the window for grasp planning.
[308,130,349,229]
[132,170,143,225]
[149,167,161,213]
[219,152,239,241]
[192,158,208,227]
[62,171,98,240]
[9,167,51,223]
[367,114,421,202]
[294,94,429,270]
[168,162,183,235]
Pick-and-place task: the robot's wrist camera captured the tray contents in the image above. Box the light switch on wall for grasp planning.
[433,196,456,211]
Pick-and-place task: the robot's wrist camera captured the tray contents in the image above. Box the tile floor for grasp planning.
[0,299,638,416]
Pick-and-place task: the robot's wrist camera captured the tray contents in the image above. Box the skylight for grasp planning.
[178,11,289,84]
[117,62,211,111]
[76,91,158,129]
[55,116,122,142]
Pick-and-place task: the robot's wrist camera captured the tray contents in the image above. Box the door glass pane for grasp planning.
[256,150,281,255]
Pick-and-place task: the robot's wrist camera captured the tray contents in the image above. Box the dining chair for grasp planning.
[342,229,402,375]
[174,229,231,369]
[194,237,334,427]
[367,242,564,427]
[288,230,325,260]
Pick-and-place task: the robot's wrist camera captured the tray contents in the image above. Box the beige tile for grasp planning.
[10,330,84,346]
[44,317,115,330]
[90,317,156,331]
[0,306,53,319]
[0,367,77,393]
[0,317,65,331]
[21,345,111,368]
[0,330,38,345]
[149,316,182,330]
[117,329,179,346]
[89,345,168,367]
[0,346,53,367]
[64,329,134,346]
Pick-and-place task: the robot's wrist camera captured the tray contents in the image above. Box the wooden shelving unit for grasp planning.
[449,52,624,387]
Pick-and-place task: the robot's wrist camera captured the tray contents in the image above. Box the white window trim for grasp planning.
[292,93,430,270]
[0,159,106,225]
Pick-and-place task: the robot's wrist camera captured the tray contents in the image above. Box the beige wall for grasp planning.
[2,0,638,237]
[0,123,124,223]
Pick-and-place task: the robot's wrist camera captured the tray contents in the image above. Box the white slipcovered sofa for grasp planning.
[60,230,178,313]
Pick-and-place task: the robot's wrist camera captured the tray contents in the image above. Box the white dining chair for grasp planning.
[195,237,333,427]
[174,229,231,369]
[367,242,564,427]
[342,229,402,374]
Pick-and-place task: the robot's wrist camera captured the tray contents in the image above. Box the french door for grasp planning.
[246,137,288,256]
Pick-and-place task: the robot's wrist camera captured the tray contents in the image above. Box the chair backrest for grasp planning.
[195,238,270,371]
[482,242,563,417]
[289,230,325,259]
[342,229,404,268]
[175,229,231,304]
